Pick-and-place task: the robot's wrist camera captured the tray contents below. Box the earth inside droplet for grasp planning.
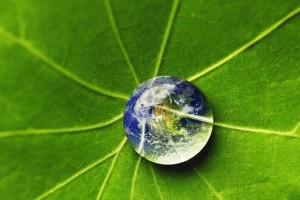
[123,76,213,165]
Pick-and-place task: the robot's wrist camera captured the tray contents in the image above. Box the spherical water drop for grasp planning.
[123,76,213,165]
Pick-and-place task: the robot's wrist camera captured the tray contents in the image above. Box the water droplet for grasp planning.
[123,76,213,165]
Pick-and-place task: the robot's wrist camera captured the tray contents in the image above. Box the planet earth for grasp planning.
[123,76,213,165]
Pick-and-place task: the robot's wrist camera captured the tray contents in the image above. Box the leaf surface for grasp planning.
[0,0,300,199]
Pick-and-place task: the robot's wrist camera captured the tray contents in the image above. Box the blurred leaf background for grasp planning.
[0,0,300,199]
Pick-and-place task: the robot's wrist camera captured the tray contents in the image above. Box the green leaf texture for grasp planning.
[0,0,300,199]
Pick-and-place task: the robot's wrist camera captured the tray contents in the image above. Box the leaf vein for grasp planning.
[35,151,116,200]
[130,156,142,200]
[96,137,127,200]
[104,0,140,85]
[156,106,300,139]
[0,113,123,138]
[149,163,164,200]
[191,165,224,200]
[187,7,300,82]
[0,27,129,100]
[153,0,180,77]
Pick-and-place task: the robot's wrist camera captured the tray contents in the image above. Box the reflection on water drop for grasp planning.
[124,76,213,165]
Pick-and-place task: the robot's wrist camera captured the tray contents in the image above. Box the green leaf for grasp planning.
[0,0,300,199]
